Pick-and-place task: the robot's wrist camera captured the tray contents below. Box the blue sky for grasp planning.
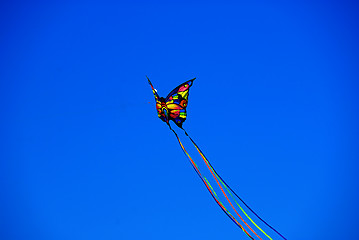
[1,1,358,239]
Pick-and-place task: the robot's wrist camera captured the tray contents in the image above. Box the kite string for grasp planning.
[217,171,273,240]
[196,144,269,240]
[170,127,253,239]
[182,128,287,240]
[180,131,263,240]
[184,131,270,240]
[169,126,255,240]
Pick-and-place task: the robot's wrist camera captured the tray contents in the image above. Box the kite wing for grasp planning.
[147,76,167,123]
[165,78,195,128]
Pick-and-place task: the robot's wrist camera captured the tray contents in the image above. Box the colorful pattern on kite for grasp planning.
[147,76,195,128]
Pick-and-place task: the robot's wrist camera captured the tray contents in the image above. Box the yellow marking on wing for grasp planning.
[166,103,182,110]
[178,90,189,100]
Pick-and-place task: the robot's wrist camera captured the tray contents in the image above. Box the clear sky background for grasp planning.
[1,1,358,240]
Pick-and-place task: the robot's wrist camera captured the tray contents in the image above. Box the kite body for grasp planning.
[147,76,194,128]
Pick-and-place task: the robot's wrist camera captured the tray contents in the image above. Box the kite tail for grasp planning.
[181,128,287,240]
[168,124,255,240]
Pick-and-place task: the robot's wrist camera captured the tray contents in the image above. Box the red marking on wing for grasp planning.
[179,100,187,108]
[178,85,189,92]
[169,109,180,118]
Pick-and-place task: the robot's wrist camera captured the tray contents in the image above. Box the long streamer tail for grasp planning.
[181,128,287,240]
[168,124,255,240]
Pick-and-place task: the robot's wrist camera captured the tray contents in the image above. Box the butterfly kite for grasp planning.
[148,76,286,240]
